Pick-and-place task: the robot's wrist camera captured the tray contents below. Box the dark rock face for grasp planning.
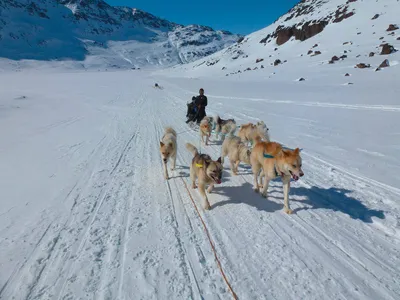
[274,59,282,66]
[379,59,390,68]
[261,21,328,46]
[256,58,264,63]
[333,5,355,23]
[387,24,399,31]
[372,14,379,20]
[369,52,375,57]
[381,43,396,55]
[356,63,370,69]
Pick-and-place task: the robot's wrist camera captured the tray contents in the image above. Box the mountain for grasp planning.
[176,0,399,78]
[0,0,240,68]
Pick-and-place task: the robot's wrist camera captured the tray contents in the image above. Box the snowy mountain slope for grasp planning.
[173,0,399,77]
[0,0,240,67]
[1,69,400,300]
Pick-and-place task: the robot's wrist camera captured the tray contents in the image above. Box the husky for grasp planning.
[199,117,213,145]
[186,143,223,210]
[220,136,252,175]
[250,140,304,214]
[238,121,270,146]
[159,127,177,180]
[214,115,237,142]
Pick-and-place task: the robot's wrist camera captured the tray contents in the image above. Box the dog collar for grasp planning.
[263,153,274,158]
[196,163,203,168]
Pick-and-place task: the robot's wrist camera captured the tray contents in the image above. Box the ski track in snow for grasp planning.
[0,72,400,300]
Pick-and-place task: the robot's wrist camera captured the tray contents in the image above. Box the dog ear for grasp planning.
[160,141,164,147]
[247,150,251,156]
[169,142,173,147]
[217,157,222,163]
[282,149,289,157]
[294,148,300,155]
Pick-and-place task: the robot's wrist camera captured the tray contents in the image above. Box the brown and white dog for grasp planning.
[159,127,177,180]
[220,136,251,175]
[186,143,223,210]
[250,141,304,214]
[238,121,270,146]
[214,115,237,142]
[199,117,212,146]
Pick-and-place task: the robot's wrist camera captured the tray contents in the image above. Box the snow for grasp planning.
[64,3,78,14]
[173,0,400,77]
[1,0,400,299]
[0,67,399,299]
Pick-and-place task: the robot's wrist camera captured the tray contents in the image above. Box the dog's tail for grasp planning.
[164,126,177,137]
[185,143,199,156]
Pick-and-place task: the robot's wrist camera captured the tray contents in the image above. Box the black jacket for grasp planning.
[195,95,207,109]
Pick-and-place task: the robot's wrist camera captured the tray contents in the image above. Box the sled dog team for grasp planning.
[159,116,304,214]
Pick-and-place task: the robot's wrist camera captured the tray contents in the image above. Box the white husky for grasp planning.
[159,127,177,180]
[221,136,252,175]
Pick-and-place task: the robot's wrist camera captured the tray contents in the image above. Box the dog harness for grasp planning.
[195,163,203,168]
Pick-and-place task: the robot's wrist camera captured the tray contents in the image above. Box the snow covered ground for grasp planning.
[1,68,400,300]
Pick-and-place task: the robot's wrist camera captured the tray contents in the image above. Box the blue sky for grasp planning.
[106,0,299,35]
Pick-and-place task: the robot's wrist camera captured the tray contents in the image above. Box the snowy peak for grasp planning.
[182,0,399,78]
[0,0,241,68]
[259,0,357,46]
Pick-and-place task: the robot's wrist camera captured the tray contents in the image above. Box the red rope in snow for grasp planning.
[180,177,238,300]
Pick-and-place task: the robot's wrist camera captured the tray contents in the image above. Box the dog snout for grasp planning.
[163,159,167,163]
[300,171,304,177]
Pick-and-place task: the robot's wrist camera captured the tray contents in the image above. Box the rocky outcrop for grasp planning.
[267,21,329,46]
[355,63,370,69]
[387,24,399,31]
[381,43,396,55]
[376,59,390,71]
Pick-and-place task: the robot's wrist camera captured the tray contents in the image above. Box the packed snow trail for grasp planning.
[1,70,400,300]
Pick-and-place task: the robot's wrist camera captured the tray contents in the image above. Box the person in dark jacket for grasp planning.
[194,88,207,124]
[186,88,208,124]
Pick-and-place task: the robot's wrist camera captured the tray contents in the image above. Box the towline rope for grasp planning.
[180,177,238,300]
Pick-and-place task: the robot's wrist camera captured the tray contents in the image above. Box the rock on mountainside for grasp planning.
[0,0,240,68]
[178,0,399,78]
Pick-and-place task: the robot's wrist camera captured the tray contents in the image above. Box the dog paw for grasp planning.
[192,185,197,189]
[204,203,211,210]
[253,188,259,193]
[285,208,293,214]
[165,176,169,180]
[261,192,268,198]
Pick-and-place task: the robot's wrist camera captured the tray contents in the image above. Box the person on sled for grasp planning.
[186,88,208,124]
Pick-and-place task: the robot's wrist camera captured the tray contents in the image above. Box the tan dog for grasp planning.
[250,141,304,214]
[238,121,270,146]
[159,127,177,180]
[199,117,212,145]
[220,136,251,175]
[186,143,223,210]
